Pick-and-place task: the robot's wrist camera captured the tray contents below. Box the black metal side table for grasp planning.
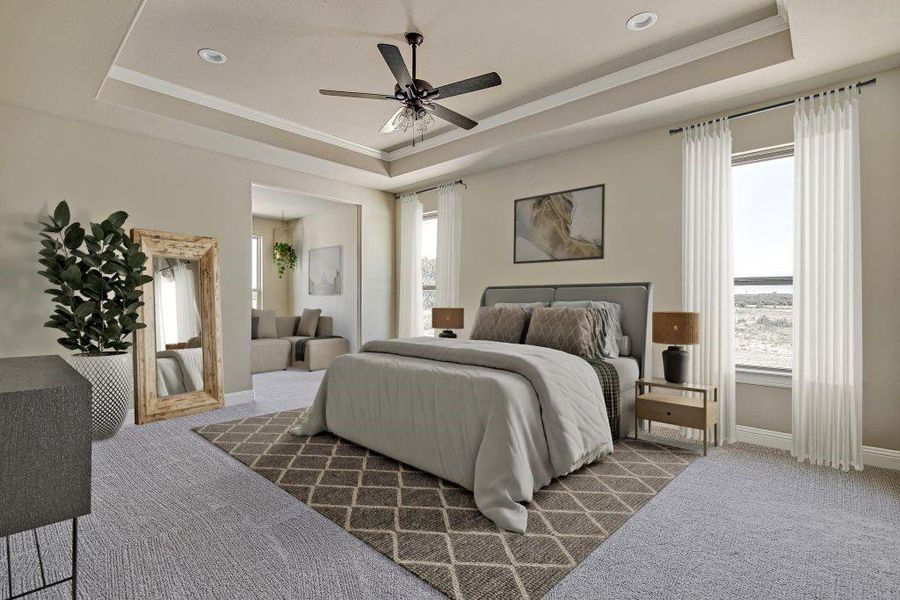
[0,356,92,599]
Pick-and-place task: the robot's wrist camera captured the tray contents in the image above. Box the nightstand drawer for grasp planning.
[637,399,703,428]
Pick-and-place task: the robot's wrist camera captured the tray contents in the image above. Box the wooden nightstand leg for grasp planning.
[703,429,708,456]
[647,421,652,434]
[714,423,719,447]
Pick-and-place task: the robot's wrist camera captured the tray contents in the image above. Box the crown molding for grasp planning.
[105,14,787,165]
[106,65,389,160]
[386,14,789,160]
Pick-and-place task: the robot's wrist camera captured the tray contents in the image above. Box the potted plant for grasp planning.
[272,241,297,278]
[38,201,151,440]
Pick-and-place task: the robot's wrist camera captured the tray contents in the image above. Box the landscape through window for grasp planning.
[421,214,437,336]
[733,152,793,371]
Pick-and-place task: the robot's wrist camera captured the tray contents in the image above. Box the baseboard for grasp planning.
[123,389,256,427]
[736,425,900,470]
[225,389,256,406]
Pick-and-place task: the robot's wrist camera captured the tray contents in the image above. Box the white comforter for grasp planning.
[294,337,613,532]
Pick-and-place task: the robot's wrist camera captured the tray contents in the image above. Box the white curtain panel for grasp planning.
[436,182,464,308]
[682,119,736,443]
[792,88,863,471]
[397,192,424,337]
[173,262,201,341]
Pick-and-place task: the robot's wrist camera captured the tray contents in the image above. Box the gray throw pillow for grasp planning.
[525,306,598,359]
[252,308,277,339]
[297,308,321,337]
[552,300,622,358]
[469,306,529,344]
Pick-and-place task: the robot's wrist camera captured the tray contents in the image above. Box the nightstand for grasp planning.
[634,377,718,455]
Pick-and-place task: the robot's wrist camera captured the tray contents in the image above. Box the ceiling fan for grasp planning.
[320,32,502,138]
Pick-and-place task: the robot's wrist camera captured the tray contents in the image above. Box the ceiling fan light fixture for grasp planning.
[626,12,658,31]
[198,48,227,64]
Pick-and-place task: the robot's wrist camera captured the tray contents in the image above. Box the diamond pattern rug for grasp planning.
[193,410,697,599]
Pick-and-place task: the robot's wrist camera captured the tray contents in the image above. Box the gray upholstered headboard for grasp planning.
[481,282,654,377]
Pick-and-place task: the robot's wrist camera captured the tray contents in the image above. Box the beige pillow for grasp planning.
[296,308,321,337]
[252,308,277,339]
[525,306,598,358]
[469,306,529,344]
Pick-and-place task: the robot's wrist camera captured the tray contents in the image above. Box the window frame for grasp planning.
[251,234,263,310]
[732,144,794,385]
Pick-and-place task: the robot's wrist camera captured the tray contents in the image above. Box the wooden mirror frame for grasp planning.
[131,229,224,424]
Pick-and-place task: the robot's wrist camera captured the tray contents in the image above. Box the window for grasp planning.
[251,235,262,309]
[421,213,437,336]
[733,146,793,372]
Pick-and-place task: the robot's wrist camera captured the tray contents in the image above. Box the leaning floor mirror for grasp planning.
[131,229,224,424]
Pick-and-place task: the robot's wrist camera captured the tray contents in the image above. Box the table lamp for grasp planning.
[652,312,700,383]
[432,308,464,338]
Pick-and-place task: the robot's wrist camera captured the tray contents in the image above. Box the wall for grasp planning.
[251,216,293,316]
[439,65,900,451]
[292,204,360,350]
[0,102,395,394]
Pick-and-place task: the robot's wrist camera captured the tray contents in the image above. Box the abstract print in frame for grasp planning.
[308,245,342,296]
[514,184,604,263]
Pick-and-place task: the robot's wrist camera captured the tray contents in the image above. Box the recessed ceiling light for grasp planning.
[626,12,658,31]
[198,48,227,64]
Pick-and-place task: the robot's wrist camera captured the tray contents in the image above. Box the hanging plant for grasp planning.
[38,200,151,355]
[272,241,297,278]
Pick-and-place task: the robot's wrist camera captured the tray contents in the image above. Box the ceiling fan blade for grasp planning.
[320,89,395,100]
[377,43,414,90]
[379,107,405,133]
[433,72,502,99]
[428,103,477,130]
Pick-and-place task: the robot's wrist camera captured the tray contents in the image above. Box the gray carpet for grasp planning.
[3,369,898,599]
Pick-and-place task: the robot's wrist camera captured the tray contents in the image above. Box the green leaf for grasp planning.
[74,301,96,318]
[126,251,147,268]
[106,211,128,230]
[61,264,81,286]
[63,224,85,250]
[39,220,62,233]
[53,201,70,228]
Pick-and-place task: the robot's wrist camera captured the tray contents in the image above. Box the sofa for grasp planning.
[251,314,349,373]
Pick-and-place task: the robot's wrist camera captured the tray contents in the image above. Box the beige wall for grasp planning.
[444,66,900,451]
[251,216,293,316]
[292,204,360,350]
[0,102,395,394]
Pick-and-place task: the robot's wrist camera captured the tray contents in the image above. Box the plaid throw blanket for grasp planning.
[584,357,621,440]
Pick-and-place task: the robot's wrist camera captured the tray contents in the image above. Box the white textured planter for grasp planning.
[65,353,133,440]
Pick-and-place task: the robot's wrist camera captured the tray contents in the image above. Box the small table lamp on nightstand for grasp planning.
[432,307,464,338]
[652,311,700,383]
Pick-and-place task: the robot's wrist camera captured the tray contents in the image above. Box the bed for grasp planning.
[296,283,653,532]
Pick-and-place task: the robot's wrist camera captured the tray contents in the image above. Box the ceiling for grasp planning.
[2,1,900,191]
[113,0,776,152]
[252,185,356,220]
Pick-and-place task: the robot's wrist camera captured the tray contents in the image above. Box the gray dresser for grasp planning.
[0,355,92,598]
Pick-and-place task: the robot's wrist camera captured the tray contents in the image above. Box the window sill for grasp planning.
[736,367,792,388]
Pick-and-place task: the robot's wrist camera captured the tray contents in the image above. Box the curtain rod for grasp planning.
[668,78,877,135]
[400,179,467,196]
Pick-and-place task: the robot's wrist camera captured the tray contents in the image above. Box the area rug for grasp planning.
[193,410,697,599]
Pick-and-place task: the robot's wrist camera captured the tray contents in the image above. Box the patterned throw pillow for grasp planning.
[469,306,530,344]
[524,306,598,359]
[552,300,622,358]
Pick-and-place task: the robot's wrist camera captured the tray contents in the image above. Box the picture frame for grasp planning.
[513,184,605,264]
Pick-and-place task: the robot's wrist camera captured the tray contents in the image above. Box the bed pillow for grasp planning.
[469,306,529,344]
[552,300,623,358]
[524,306,598,359]
[493,302,550,341]
[618,335,631,357]
[251,309,277,339]
[296,308,322,337]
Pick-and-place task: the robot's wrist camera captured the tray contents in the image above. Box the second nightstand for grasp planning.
[635,377,719,455]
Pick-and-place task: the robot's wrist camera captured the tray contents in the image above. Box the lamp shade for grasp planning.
[652,312,700,345]
[432,307,464,330]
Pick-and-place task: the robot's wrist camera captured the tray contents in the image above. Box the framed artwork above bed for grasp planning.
[514,184,604,263]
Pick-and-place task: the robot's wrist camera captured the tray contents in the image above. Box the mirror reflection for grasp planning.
[153,257,204,398]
